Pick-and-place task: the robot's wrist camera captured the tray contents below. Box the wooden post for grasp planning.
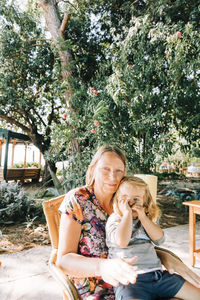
[0,140,4,166]
[190,206,196,266]
[11,140,16,168]
[24,142,28,168]
[3,136,10,181]
[38,151,42,168]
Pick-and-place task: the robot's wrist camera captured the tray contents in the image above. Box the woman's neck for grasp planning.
[93,185,113,215]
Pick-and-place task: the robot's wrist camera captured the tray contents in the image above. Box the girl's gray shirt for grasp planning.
[105,213,165,274]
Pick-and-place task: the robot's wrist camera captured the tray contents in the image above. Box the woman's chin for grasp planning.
[104,184,118,193]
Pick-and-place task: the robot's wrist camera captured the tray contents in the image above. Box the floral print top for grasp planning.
[59,186,115,300]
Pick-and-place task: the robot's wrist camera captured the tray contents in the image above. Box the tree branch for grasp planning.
[60,13,71,37]
[131,0,140,6]
[0,115,31,134]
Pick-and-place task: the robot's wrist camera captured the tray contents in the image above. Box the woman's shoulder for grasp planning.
[63,185,92,199]
[59,186,91,223]
[74,186,93,200]
[59,186,93,215]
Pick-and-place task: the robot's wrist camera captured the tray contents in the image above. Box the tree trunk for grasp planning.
[42,161,52,184]
[39,0,73,107]
[39,0,80,153]
[42,159,57,185]
[29,131,57,184]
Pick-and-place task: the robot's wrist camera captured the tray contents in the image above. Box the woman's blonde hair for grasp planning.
[86,144,126,186]
[113,175,160,222]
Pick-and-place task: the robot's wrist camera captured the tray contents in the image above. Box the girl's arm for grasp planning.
[134,205,163,241]
[114,210,133,247]
[140,214,164,242]
[56,213,137,286]
[114,198,133,247]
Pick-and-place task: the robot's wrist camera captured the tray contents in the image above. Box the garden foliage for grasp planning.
[0,181,34,224]
[0,0,199,189]
[49,0,200,182]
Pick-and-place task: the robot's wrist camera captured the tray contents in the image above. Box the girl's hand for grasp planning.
[132,204,146,220]
[99,256,138,287]
[118,197,132,216]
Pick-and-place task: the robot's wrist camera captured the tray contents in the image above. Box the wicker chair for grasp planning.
[42,195,81,300]
[43,192,182,300]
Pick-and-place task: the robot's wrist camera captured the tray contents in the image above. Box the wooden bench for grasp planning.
[0,167,41,182]
[23,168,41,181]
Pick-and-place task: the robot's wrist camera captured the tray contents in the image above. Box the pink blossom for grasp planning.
[94,120,99,127]
[91,128,96,133]
[171,31,182,39]
[176,31,182,38]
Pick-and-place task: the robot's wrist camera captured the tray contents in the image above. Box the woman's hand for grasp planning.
[157,249,200,288]
[98,257,138,287]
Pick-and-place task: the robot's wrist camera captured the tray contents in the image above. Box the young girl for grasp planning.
[106,175,200,300]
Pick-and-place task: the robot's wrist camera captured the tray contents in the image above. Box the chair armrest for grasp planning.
[49,250,81,300]
[155,246,182,262]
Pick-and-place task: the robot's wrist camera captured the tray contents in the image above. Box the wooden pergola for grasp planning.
[0,128,41,182]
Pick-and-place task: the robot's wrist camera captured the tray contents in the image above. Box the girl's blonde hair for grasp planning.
[86,144,126,186]
[113,175,160,222]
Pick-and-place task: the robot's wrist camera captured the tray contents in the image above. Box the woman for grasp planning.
[57,145,200,299]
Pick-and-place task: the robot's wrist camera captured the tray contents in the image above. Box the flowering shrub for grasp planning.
[46,0,200,180]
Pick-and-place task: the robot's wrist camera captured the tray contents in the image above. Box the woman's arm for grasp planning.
[56,213,138,286]
[156,248,200,288]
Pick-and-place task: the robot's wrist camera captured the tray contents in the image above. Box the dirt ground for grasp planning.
[0,177,199,255]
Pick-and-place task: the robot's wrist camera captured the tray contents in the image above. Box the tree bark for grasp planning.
[39,0,80,153]
[39,0,80,171]
[39,0,73,107]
